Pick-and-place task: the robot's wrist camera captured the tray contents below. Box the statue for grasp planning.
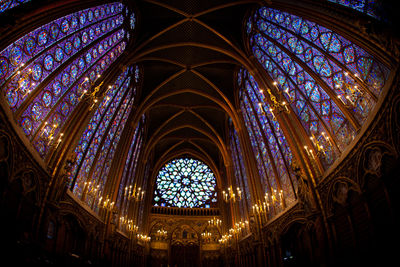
[332,181,349,206]
[291,160,316,213]
[367,148,383,176]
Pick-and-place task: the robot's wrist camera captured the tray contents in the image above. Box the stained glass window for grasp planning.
[246,6,389,166]
[0,2,129,158]
[68,65,140,211]
[0,0,31,13]
[116,117,145,227]
[238,69,297,217]
[229,122,251,218]
[327,0,380,18]
[138,162,150,228]
[153,158,217,208]
[130,12,136,30]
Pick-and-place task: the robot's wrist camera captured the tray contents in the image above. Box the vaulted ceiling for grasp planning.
[122,0,258,177]
[2,0,393,214]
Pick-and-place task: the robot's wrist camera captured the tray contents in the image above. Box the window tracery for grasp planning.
[69,66,139,211]
[153,158,217,208]
[116,118,145,227]
[0,2,129,157]
[238,69,297,215]
[229,123,251,218]
[246,6,389,166]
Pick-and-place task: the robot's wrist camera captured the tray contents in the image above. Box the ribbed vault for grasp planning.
[123,0,259,197]
[0,0,395,250]
[1,0,399,266]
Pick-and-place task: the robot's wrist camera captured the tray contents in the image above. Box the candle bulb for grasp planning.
[80,89,88,100]
[56,136,62,148]
[284,89,292,101]
[269,108,276,120]
[282,101,289,112]
[310,148,315,159]
[310,136,318,149]
[346,95,355,106]
[338,95,347,106]
[304,146,311,158]
[258,102,265,114]
[311,133,323,152]
[321,132,332,146]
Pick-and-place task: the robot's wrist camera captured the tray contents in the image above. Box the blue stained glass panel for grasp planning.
[44,55,54,71]
[247,7,391,164]
[50,24,60,40]
[42,91,52,107]
[0,57,8,79]
[327,0,380,19]
[37,31,48,46]
[21,117,32,134]
[32,40,126,156]
[239,69,299,213]
[69,66,132,194]
[0,0,31,13]
[10,46,23,66]
[0,2,131,164]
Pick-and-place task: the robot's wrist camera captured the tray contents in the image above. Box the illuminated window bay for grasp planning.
[229,123,251,218]
[238,69,297,214]
[70,66,138,200]
[153,158,217,208]
[246,6,389,167]
[0,2,128,159]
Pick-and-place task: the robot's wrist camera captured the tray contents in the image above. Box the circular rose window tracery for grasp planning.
[153,158,217,208]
